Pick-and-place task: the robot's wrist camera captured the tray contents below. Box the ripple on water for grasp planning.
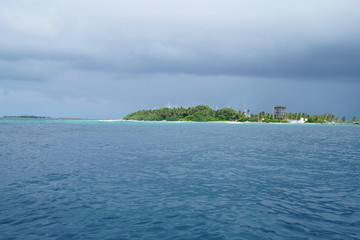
[0,122,360,239]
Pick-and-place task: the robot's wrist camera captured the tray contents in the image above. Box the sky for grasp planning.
[1,0,359,119]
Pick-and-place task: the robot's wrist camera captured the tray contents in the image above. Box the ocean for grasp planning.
[0,120,359,239]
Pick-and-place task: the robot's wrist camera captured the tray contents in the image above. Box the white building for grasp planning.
[289,118,307,124]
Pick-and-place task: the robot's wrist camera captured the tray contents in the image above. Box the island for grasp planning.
[123,105,358,124]
[3,115,51,119]
[2,115,82,120]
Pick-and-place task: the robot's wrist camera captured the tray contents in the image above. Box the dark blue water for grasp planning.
[0,120,359,240]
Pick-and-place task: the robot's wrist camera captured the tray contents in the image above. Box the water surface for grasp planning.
[0,120,359,239]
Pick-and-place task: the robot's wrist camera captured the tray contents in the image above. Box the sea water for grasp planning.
[0,120,359,240]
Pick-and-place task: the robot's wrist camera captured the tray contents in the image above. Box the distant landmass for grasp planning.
[123,105,358,124]
[2,115,81,120]
[3,115,50,119]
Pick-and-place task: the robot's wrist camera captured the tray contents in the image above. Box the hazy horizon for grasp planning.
[1,102,358,120]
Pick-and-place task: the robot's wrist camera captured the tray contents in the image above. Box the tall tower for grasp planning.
[274,106,286,119]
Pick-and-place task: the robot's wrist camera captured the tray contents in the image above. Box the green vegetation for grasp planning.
[304,114,338,123]
[3,115,50,119]
[123,105,235,122]
[123,105,343,123]
[2,116,82,120]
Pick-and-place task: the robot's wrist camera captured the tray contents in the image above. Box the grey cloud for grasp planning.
[2,40,360,82]
[0,0,359,118]
[1,0,360,82]
[0,59,70,81]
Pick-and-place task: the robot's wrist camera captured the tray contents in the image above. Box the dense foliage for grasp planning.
[123,105,239,122]
[123,105,342,123]
[3,115,49,119]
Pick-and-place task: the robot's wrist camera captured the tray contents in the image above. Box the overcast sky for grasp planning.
[1,0,359,119]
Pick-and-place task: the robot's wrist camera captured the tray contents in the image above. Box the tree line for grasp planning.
[123,105,356,123]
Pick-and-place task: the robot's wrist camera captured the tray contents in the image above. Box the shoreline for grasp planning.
[0,118,358,126]
[119,119,358,125]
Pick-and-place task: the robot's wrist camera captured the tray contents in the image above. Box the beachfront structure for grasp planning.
[274,106,287,119]
[243,105,250,117]
[289,117,308,124]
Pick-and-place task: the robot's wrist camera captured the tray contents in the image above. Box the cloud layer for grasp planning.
[0,0,359,118]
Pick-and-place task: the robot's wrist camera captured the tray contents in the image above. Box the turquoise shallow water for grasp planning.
[0,119,359,239]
